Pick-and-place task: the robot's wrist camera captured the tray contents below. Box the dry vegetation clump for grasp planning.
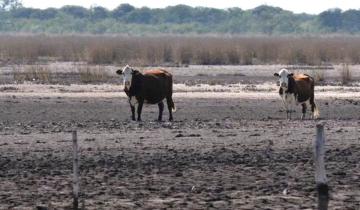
[177,46,192,65]
[13,65,52,83]
[313,69,326,83]
[1,35,360,66]
[340,63,352,85]
[225,49,240,64]
[87,46,116,64]
[78,65,109,83]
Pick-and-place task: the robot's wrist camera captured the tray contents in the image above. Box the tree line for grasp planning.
[0,1,360,34]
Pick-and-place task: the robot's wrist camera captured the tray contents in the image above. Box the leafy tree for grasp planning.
[112,3,135,19]
[341,9,360,32]
[12,7,58,20]
[125,7,155,24]
[1,4,360,35]
[90,6,108,20]
[163,5,193,23]
[251,5,284,19]
[31,8,58,20]
[0,0,22,11]
[11,7,35,18]
[60,5,89,19]
[318,8,342,32]
[193,7,227,24]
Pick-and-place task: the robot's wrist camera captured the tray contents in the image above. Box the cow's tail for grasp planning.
[170,98,176,112]
[313,103,320,119]
[311,79,320,119]
[168,74,176,113]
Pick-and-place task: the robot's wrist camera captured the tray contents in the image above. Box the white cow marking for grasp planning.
[277,69,291,90]
[121,65,133,90]
[129,96,138,106]
[281,92,296,114]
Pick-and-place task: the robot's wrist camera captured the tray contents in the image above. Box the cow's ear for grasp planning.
[287,73,294,78]
[274,73,280,77]
[116,69,122,75]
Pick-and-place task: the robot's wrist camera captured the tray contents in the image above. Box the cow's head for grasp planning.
[116,65,136,90]
[274,68,293,89]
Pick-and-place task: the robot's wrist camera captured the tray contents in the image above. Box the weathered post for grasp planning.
[72,131,79,210]
[314,123,329,210]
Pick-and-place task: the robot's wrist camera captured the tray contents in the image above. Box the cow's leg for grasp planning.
[286,109,289,119]
[288,102,294,120]
[301,103,307,120]
[166,96,174,121]
[287,94,297,120]
[137,100,144,121]
[287,106,291,120]
[282,95,291,120]
[290,96,297,120]
[157,101,164,121]
[288,109,291,120]
[310,97,318,119]
[282,99,290,120]
[130,105,135,121]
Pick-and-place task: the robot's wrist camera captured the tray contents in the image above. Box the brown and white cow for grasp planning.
[274,68,320,119]
[116,65,176,121]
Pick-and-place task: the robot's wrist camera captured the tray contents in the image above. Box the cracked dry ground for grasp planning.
[0,94,359,209]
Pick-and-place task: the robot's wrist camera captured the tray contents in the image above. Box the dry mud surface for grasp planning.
[0,82,360,209]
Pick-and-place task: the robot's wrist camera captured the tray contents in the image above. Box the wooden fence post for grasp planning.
[72,131,79,210]
[314,123,329,210]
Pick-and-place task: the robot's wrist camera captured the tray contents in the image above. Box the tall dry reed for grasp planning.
[1,34,360,66]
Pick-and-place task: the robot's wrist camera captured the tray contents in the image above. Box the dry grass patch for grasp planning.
[340,63,352,85]
[78,65,110,83]
[2,35,360,66]
[13,65,52,83]
[312,69,326,82]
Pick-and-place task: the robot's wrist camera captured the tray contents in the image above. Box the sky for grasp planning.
[21,0,360,15]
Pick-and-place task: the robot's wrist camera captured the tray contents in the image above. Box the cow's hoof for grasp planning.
[169,118,173,121]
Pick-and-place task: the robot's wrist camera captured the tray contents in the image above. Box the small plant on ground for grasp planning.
[340,63,352,85]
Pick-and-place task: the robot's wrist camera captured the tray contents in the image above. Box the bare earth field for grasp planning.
[0,65,359,209]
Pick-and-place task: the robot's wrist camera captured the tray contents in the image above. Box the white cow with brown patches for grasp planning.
[274,68,320,120]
